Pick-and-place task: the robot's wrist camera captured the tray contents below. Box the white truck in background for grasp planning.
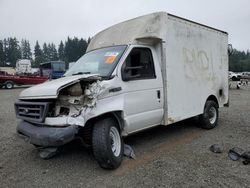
[15,12,229,169]
[16,59,32,75]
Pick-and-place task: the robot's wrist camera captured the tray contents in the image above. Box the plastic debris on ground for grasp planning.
[210,144,250,165]
[227,147,250,165]
[242,151,250,165]
[38,147,59,159]
[124,144,136,159]
[228,147,245,161]
[209,144,223,153]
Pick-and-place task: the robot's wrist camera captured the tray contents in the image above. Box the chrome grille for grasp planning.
[15,101,50,123]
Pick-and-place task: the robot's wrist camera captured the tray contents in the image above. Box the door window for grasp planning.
[122,48,156,80]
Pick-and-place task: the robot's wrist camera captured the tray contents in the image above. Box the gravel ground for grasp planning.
[0,85,250,188]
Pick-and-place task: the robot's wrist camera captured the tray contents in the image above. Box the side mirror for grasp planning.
[121,65,143,81]
[228,44,233,56]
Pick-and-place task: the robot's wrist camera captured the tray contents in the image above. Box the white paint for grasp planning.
[164,15,228,124]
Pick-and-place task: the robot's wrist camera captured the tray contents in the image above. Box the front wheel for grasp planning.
[92,117,124,169]
[199,100,219,129]
[5,81,14,89]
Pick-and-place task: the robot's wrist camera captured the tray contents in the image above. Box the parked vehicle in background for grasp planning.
[0,70,48,89]
[16,59,32,75]
[241,72,250,79]
[31,68,40,76]
[40,61,66,79]
[229,71,241,81]
[0,67,16,75]
[15,12,229,169]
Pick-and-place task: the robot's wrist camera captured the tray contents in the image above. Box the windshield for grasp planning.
[64,45,127,77]
[52,62,65,72]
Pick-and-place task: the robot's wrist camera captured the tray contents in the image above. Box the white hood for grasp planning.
[19,74,98,99]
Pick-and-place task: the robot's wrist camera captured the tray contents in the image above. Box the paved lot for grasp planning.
[0,85,250,188]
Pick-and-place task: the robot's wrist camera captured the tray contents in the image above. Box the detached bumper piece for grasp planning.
[17,121,79,147]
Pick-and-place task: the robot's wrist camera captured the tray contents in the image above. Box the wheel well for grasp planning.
[5,80,14,84]
[78,111,123,145]
[206,95,219,107]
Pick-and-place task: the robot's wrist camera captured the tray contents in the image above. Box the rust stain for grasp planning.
[113,130,202,176]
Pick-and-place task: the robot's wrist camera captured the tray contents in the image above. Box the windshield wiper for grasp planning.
[72,72,91,75]
[100,75,115,80]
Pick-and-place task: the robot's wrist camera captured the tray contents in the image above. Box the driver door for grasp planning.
[121,47,164,133]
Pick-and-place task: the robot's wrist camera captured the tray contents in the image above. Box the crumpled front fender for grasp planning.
[82,94,124,124]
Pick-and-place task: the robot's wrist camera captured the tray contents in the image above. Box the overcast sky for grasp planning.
[0,0,249,51]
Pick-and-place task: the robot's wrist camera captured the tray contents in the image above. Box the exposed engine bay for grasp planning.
[15,76,106,127]
[56,78,103,117]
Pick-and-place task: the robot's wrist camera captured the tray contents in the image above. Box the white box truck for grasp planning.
[15,12,229,169]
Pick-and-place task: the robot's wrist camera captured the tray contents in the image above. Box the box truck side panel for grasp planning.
[164,15,228,124]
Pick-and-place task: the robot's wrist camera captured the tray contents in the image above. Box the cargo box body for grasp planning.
[163,14,228,124]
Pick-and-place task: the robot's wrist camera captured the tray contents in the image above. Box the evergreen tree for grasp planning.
[77,38,87,59]
[64,37,88,63]
[34,41,44,67]
[0,40,4,66]
[48,43,58,61]
[21,39,32,59]
[64,37,74,62]
[5,37,21,67]
[229,48,250,72]
[87,37,91,44]
[3,39,8,65]
[43,43,49,62]
[58,41,65,61]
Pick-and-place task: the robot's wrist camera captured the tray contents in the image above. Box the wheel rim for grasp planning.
[208,106,217,124]
[6,83,12,89]
[110,127,121,157]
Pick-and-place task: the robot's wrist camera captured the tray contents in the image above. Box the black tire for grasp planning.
[199,100,219,129]
[232,76,237,81]
[5,81,14,89]
[92,117,124,169]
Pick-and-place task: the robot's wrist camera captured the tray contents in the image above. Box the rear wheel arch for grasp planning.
[199,95,219,129]
[206,95,219,107]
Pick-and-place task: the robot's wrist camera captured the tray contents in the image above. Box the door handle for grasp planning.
[157,90,161,99]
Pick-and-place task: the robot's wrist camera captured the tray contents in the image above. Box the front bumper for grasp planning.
[17,121,79,147]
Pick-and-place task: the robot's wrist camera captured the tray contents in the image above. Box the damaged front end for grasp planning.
[15,75,104,147]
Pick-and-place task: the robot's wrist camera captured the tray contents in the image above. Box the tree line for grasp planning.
[0,37,250,72]
[229,49,250,72]
[0,37,91,68]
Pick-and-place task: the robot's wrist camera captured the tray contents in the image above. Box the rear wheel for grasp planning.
[199,100,219,129]
[92,117,124,169]
[5,81,14,89]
